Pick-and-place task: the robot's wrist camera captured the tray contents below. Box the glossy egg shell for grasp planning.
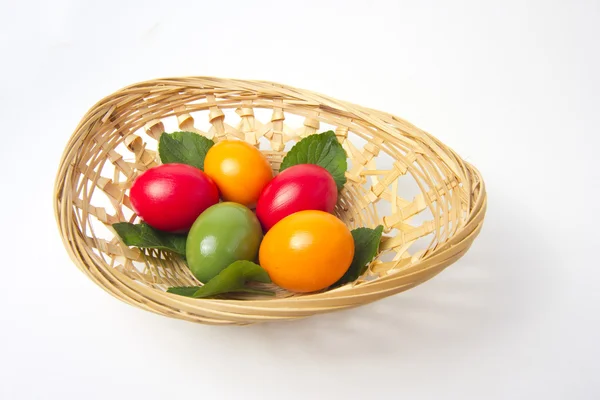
[129,163,219,233]
[203,140,273,207]
[186,202,263,283]
[256,164,338,231]
[259,210,354,292]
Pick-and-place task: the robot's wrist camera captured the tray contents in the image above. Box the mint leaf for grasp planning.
[280,131,347,190]
[332,225,384,287]
[167,261,273,298]
[112,222,186,256]
[158,131,214,170]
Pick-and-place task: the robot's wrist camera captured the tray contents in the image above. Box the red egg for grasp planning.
[256,164,338,231]
[130,163,219,233]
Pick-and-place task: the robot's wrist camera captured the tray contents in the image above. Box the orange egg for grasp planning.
[259,210,354,292]
[204,140,273,207]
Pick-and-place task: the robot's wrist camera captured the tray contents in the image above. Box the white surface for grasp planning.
[1,1,598,399]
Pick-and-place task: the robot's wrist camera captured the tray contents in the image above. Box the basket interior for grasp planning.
[65,86,474,299]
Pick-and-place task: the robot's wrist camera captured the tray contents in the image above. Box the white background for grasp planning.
[1,1,598,399]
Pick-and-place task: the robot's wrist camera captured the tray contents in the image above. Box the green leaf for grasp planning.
[167,261,273,298]
[280,131,347,190]
[332,225,384,287]
[158,131,214,170]
[166,286,199,297]
[193,261,272,298]
[112,222,187,256]
[167,286,274,298]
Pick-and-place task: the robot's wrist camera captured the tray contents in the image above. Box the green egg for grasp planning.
[186,202,263,283]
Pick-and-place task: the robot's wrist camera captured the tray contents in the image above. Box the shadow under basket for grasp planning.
[54,77,487,325]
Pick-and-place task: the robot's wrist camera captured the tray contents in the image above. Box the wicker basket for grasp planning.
[54,77,486,325]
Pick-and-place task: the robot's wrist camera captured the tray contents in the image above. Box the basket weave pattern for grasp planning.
[54,77,486,325]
